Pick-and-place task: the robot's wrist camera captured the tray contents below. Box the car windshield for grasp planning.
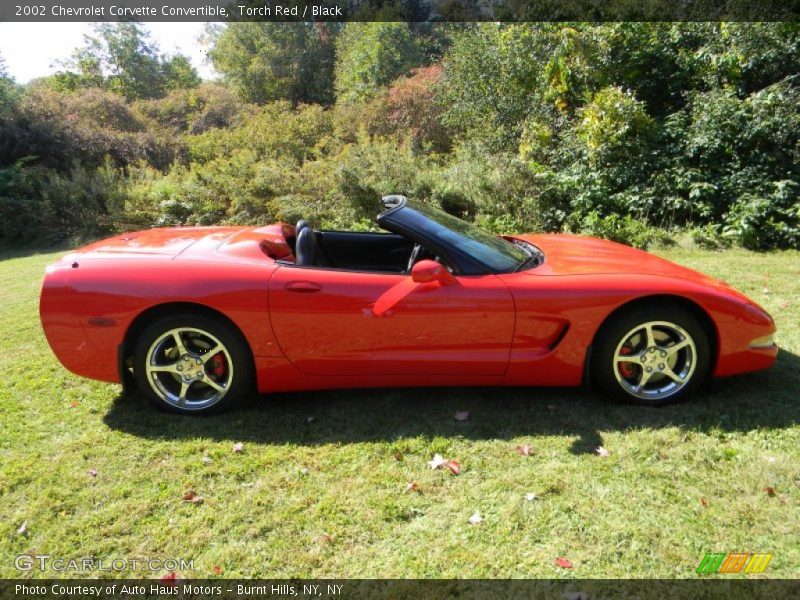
[401,201,527,272]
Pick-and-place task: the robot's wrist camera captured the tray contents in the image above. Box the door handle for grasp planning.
[285,281,323,293]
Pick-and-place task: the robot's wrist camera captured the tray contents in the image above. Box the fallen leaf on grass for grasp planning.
[700,497,709,507]
[428,454,460,475]
[16,522,27,536]
[595,446,611,458]
[763,486,776,497]
[393,451,404,462]
[454,411,470,421]
[87,469,97,477]
[69,401,79,408]
[202,456,213,465]
[525,493,538,502]
[212,565,222,575]
[404,482,419,493]
[427,454,447,469]
[316,534,333,544]
[445,460,460,475]
[515,444,534,456]
[160,572,178,584]
[467,511,482,525]
[555,557,573,569]
[232,442,244,454]
[182,490,204,505]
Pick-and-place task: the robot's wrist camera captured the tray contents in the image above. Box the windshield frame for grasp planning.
[377,198,528,275]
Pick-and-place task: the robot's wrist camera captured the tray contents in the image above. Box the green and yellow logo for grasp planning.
[696,552,772,574]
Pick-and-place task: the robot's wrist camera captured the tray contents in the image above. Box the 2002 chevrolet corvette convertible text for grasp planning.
[40,195,778,415]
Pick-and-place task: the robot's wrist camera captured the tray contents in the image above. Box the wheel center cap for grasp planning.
[178,355,205,380]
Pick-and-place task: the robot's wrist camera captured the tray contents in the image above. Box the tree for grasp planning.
[209,23,337,106]
[334,23,428,104]
[58,23,200,99]
[0,53,14,113]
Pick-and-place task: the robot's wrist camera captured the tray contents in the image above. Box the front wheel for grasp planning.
[592,306,711,406]
[133,314,253,415]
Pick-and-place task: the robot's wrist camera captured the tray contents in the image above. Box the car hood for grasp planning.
[516,233,743,291]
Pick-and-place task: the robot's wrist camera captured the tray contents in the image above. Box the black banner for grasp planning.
[2,579,800,600]
[1,0,799,22]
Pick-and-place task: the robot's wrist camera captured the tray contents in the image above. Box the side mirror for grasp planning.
[411,259,455,285]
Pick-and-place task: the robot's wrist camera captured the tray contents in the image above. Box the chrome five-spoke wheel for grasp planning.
[134,314,253,415]
[146,327,233,410]
[613,321,696,400]
[592,305,710,406]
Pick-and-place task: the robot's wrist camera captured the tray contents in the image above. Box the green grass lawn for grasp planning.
[0,245,798,579]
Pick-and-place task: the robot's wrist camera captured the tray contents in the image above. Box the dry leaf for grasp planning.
[202,456,213,465]
[405,481,419,493]
[427,454,447,469]
[316,534,333,544]
[446,460,461,475]
[763,486,776,497]
[700,497,709,507]
[212,565,222,575]
[69,401,79,408]
[454,411,470,422]
[515,444,534,456]
[525,493,538,502]
[182,490,204,505]
[16,521,27,536]
[393,451,404,462]
[87,468,97,478]
[595,446,611,458]
[232,442,244,454]
[555,557,573,569]
[467,511,482,525]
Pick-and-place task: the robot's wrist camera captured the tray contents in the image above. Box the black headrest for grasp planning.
[295,227,316,267]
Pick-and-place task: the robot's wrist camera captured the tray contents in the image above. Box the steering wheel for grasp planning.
[406,243,422,273]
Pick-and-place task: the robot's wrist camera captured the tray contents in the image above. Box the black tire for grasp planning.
[591,304,711,406]
[133,313,253,415]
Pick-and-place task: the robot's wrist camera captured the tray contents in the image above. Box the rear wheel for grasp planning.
[592,305,711,406]
[133,314,253,415]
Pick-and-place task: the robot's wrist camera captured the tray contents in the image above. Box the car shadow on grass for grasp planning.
[104,349,799,455]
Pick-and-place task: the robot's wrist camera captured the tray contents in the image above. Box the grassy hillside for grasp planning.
[0,246,798,578]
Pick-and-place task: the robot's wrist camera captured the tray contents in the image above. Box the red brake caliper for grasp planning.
[212,353,227,377]
[618,345,634,379]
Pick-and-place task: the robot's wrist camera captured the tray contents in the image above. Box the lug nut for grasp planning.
[661,351,667,357]
[177,365,183,371]
[658,363,664,369]
[646,367,653,372]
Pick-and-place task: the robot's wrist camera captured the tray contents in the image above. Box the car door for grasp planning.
[267,265,515,376]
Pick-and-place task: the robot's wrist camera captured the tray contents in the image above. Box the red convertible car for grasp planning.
[40,195,777,415]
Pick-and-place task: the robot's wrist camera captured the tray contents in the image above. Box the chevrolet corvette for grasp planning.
[40,195,778,414]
